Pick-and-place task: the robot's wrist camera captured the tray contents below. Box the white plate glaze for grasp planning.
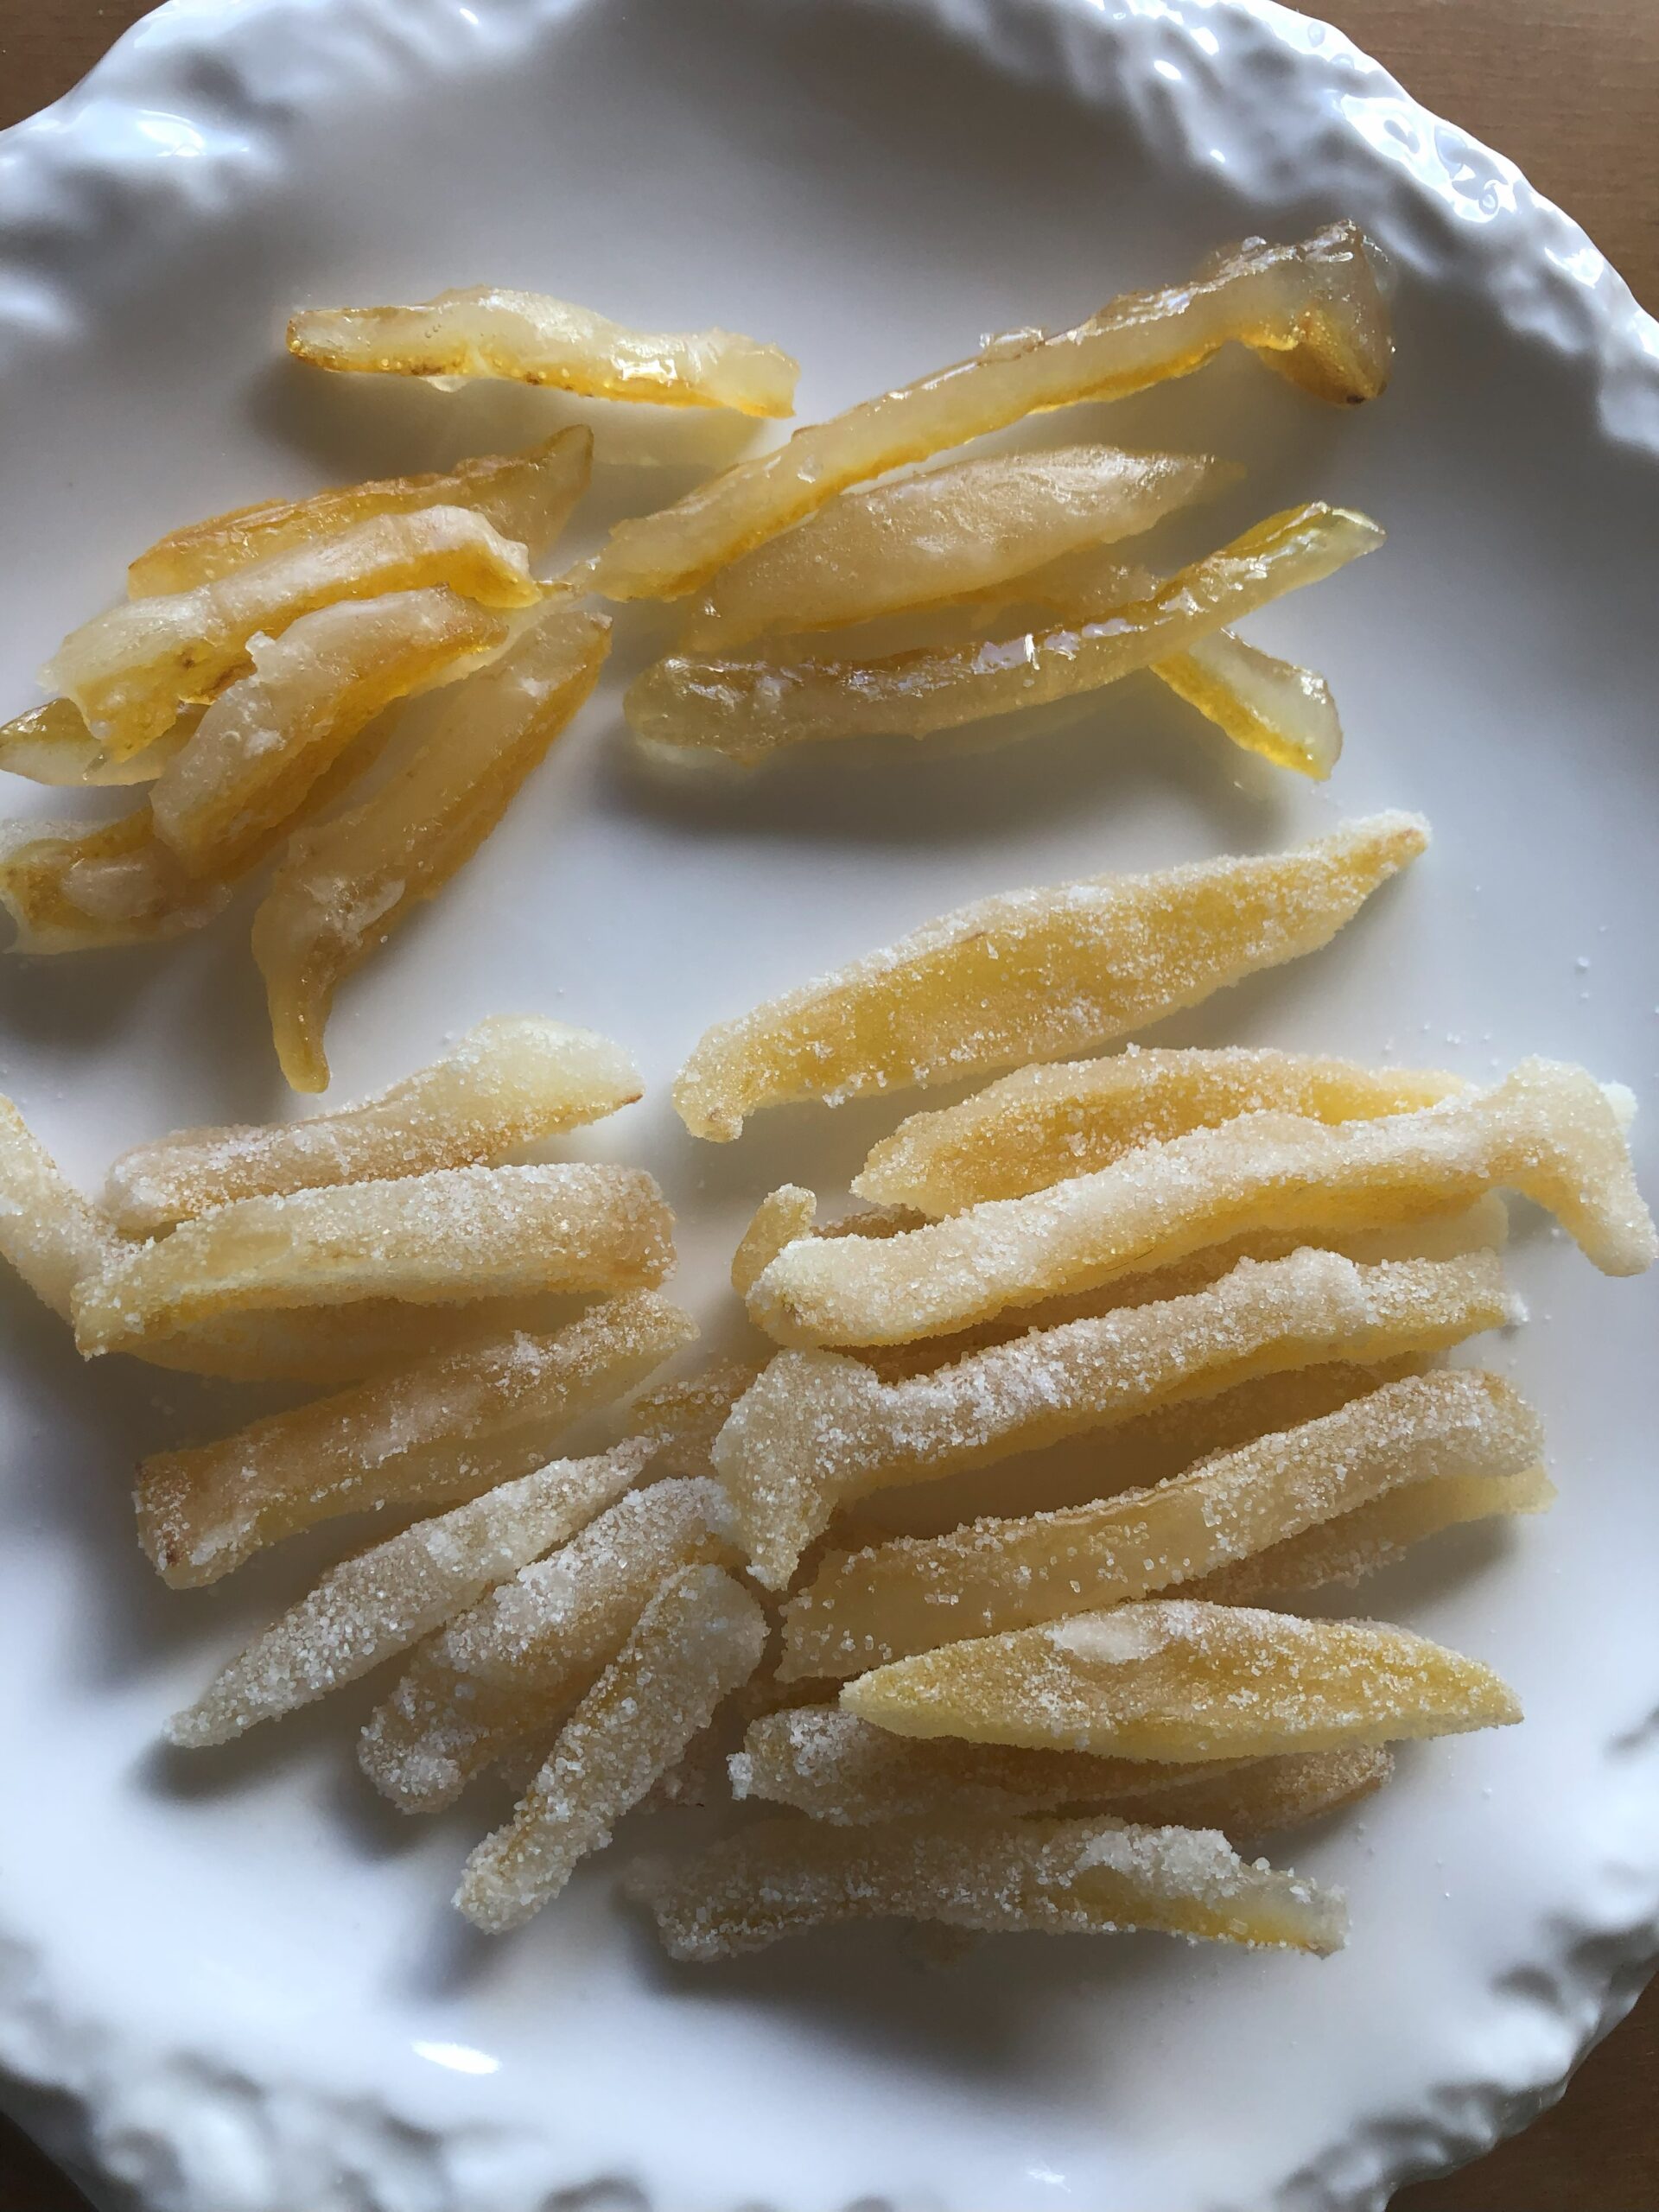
[1,2,1657,2208]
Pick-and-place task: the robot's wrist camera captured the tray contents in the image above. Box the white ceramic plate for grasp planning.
[2,2,1657,2207]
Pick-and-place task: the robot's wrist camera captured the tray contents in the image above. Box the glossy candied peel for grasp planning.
[73,1161,673,1357]
[455,1564,768,1932]
[673,812,1427,1141]
[288,288,798,417]
[750,1059,1653,1347]
[714,1246,1518,1587]
[0,808,231,952]
[127,427,593,595]
[855,1046,1467,1216]
[623,1810,1349,1961]
[842,1597,1521,1760]
[590,221,1389,601]
[626,503,1381,763]
[677,444,1230,648]
[149,588,507,877]
[0,696,197,785]
[780,1369,1543,1675]
[104,1015,641,1235]
[135,1290,696,1587]
[1185,1460,1557,1605]
[359,1474,740,1813]
[41,505,542,759]
[166,1443,647,1747]
[252,597,611,1092]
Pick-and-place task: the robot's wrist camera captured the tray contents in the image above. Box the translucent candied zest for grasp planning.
[620,1361,762,1478]
[732,1706,1240,1824]
[1154,626,1343,779]
[855,1046,1467,1216]
[753,1059,1651,1347]
[715,1246,1517,1587]
[75,1161,673,1357]
[151,588,508,877]
[456,1565,768,1932]
[679,445,1230,648]
[359,1474,739,1812]
[674,813,1428,1141]
[136,1291,696,1587]
[626,504,1382,761]
[128,427,593,594]
[781,1370,1541,1675]
[0,808,231,952]
[732,1707,1389,1838]
[105,1014,641,1234]
[1186,1462,1557,1605]
[0,1094,121,1319]
[731,1185,817,1296]
[41,505,543,758]
[253,599,611,1091]
[591,222,1389,602]
[165,1442,648,1746]
[288,288,798,417]
[0,696,197,785]
[622,1810,1349,1961]
[842,1597,1522,1761]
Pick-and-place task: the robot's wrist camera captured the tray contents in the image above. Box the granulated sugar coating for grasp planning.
[42,505,543,760]
[137,1291,696,1587]
[75,1160,673,1357]
[456,1565,767,1932]
[622,1810,1348,1961]
[359,1474,738,1812]
[0,1095,122,1321]
[733,1706,1387,1838]
[780,1370,1543,1674]
[165,1442,648,1747]
[1187,1462,1557,1605]
[715,1248,1517,1587]
[672,814,1427,1141]
[104,1015,642,1234]
[731,1185,818,1298]
[252,601,612,1091]
[751,1060,1653,1348]
[626,504,1382,763]
[150,588,508,878]
[842,1597,1522,1759]
[620,1360,762,1478]
[593,223,1390,606]
[854,1046,1466,1216]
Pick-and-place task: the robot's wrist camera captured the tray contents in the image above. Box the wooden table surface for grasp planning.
[0,1,1655,2206]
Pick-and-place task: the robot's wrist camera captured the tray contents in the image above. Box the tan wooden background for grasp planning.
[0,0,1655,2205]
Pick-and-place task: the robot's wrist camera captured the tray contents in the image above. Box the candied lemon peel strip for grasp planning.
[733,1707,1389,1836]
[715,1247,1518,1588]
[456,1564,768,1932]
[623,1811,1350,1961]
[855,1046,1468,1216]
[73,1161,673,1357]
[129,427,592,595]
[675,813,1427,1141]
[679,445,1232,648]
[620,1359,762,1478]
[288,288,799,418]
[136,1290,696,1587]
[781,1370,1542,1675]
[751,1059,1654,1348]
[842,1597,1521,1760]
[150,588,509,878]
[360,1474,741,1813]
[43,505,542,759]
[0,697,199,786]
[253,598,612,1092]
[592,222,1389,601]
[0,809,231,952]
[167,1442,649,1747]
[627,503,1382,763]
[105,1015,641,1235]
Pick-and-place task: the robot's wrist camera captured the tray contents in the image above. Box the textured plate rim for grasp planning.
[0,0,1656,2206]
